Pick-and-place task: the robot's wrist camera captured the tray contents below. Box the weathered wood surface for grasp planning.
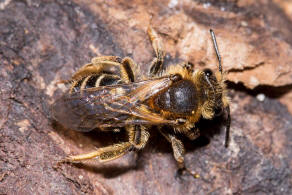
[1,0,291,194]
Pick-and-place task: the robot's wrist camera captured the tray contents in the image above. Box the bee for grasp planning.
[52,26,231,178]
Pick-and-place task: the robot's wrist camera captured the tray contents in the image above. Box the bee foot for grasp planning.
[175,167,200,181]
[174,168,186,182]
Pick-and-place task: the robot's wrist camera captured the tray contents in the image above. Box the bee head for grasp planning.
[201,68,224,118]
[199,30,228,119]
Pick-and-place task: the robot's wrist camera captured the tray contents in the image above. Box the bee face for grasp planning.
[199,68,225,115]
[203,68,213,77]
[153,79,199,116]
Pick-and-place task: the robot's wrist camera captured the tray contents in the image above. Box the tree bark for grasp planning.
[1,0,291,194]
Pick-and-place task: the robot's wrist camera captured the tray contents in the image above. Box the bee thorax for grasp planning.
[153,80,198,115]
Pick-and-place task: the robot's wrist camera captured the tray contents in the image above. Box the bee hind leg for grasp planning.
[92,56,137,83]
[71,55,136,84]
[159,129,200,179]
[62,126,149,163]
[62,142,133,163]
[71,56,121,81]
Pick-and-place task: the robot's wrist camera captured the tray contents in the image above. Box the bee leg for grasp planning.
[184,128,200,141]
[63,126,149,163]
[63,142,133,163]
[128,125,150,150]
[120,57,137,83]
[71,57,119,81]
[93,56,136,84]
[71,56,123,82]
[91,56,122,63]
[92,56,136,83]
[69,56,137,93]
[126,125,150,166]
[147,26,165,77]
[159,129,200,179]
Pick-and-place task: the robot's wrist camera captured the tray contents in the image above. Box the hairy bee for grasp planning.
[52,27,230,178]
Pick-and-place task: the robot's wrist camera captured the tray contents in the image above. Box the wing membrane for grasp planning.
[51,77,176,131]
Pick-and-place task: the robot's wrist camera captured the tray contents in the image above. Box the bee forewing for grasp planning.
[51,77,175,131]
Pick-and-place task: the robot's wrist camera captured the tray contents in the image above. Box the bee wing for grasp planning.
[51,76,176,131]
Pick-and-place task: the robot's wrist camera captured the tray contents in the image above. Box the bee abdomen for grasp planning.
[70,74,121,93]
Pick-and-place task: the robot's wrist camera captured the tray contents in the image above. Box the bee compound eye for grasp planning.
[184,62,194,71]
[203,68,213,77]
[170,74,182,82]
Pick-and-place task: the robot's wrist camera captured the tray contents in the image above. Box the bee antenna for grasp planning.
[224,105,231,147]
[210,29,222,75]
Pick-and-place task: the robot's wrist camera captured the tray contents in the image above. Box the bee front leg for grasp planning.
[159,129,200,179]
[147,26,165,77]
